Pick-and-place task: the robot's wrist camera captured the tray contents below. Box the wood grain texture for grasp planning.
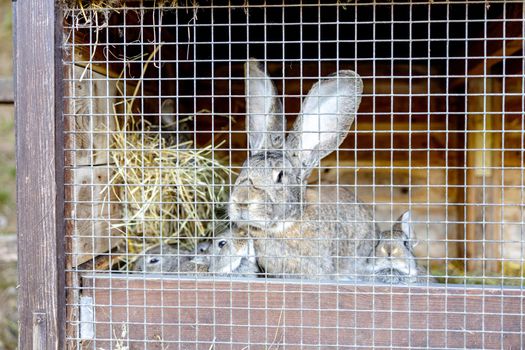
[64,66,118,166]
[79,276,524,350]
[15,1,65,350]
[65,166,122,266]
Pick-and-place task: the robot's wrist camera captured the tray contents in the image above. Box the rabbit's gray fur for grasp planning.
[364,211,435,284]
[132,244,192,273]
[159,99,191,146]
[228,60,379,280]
[178,255,210,275]
[132,241,211,273]
[208,226,260,277]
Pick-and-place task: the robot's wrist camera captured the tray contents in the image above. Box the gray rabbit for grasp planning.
[208,226,260,277]
[178,254,210,275]
[364,211,434,284]
[159,99,191,146]
[132,241,210,273]
[228,60,378,280]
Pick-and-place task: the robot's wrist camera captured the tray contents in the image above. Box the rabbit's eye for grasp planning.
[218,240,227,249]
[148,257,160,264]
[403,241,411,250]
[275,170,284,183]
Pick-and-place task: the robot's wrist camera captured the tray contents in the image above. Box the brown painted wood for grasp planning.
[15,1,65,350]
[79,276,524,350]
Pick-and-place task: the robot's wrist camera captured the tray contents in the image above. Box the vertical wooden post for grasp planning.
[466,78,484,272]
[487,76,503,273]
[15,1,65,350]
[465,76,503,273]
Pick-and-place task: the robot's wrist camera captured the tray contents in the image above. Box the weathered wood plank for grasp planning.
[65,66,118,166]
[15,1,65,350]
[79,276,525,350]
[65,166,122,266]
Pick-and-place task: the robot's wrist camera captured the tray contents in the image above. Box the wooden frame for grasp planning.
[79,275,525,349]
[15,0,65,349]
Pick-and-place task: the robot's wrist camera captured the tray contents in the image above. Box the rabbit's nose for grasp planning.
[237,202,249,211]
[390,247,401,257]
[234,202,252,219]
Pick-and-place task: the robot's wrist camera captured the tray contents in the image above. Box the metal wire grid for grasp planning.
[62,2,524,349]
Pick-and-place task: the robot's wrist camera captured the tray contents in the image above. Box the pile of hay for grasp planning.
[108,117,232,258]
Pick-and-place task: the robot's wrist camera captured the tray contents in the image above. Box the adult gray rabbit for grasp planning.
[228,60,378,280]
[364,211,435,284]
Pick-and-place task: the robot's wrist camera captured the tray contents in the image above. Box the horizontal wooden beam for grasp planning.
[451,3,523,88]
[79,275,524,350]
[467,39,523,77]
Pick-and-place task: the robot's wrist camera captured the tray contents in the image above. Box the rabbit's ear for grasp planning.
[394,211,415,242]
[398,211,412,237]
[245,59,285,155]
[286,70,363,179]
[160,99,176,127]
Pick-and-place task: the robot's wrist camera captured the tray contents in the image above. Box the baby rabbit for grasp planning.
[132,241,210,273]
[178,254,210,275]
[364,211,433,284]
[133,244,191,273]
[159,99,191,146]
[208,226,260,277]
[195,240,211,254]
[228,59,378,279]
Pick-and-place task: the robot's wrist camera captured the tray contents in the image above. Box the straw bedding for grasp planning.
[107,116,232,259]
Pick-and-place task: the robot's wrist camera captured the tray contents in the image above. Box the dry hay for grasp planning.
[107,116,232,259]
[96,41,234,264]
[60,0,188,10]
[431,261,525,286]
[70,37,232,267]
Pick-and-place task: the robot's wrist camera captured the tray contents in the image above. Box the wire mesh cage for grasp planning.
[54,1,525,348]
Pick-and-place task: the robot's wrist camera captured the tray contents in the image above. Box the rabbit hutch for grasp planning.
[15,0,525,349]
